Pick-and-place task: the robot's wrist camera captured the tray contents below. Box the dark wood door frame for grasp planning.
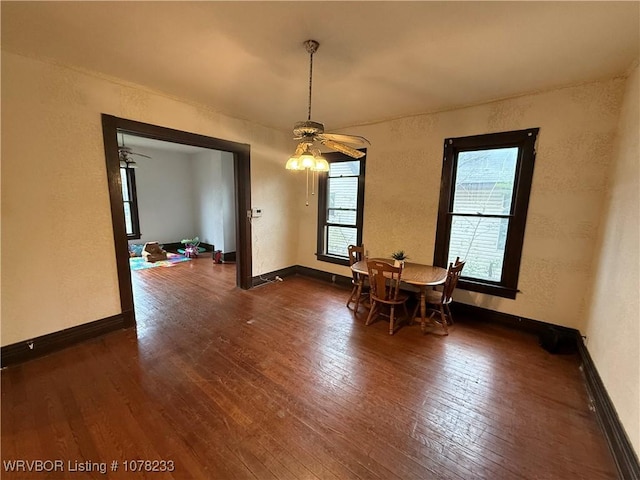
[101,114,253,326]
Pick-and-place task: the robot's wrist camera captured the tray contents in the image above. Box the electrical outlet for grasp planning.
[251,207,263,218]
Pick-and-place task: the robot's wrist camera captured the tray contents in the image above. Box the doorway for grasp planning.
[101,115,252,327]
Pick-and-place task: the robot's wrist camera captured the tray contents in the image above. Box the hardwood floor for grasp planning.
[2,257,618,479]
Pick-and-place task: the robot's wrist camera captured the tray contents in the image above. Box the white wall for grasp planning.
[221,152,236,253]
[127,147,237,252]
[131,146,196,245]
[191,150,236,253]
[1,51,297,346]
[192,150,223,249]
[584,64,639,454]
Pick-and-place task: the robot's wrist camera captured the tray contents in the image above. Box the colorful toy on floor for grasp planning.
[179,236,204,258]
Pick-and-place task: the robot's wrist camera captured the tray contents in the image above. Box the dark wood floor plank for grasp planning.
[1,258,619,479]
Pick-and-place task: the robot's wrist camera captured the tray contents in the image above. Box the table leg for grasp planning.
[354,281,363,312]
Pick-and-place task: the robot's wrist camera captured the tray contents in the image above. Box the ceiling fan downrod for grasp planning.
[304,40,319,121]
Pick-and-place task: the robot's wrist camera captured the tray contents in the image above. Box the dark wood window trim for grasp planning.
[316,151,366,266]
[434,128,539,299]
[120,166,141,240]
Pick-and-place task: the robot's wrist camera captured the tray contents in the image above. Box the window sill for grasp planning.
[457,279,518,299]
[316,253,349,267]
[127,234,142,241]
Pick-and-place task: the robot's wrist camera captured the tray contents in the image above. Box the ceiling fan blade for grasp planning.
[320,139,366,159]
[119,147,152,159]
[317,133,370,146]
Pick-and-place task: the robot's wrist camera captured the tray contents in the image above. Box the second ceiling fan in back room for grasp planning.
[285,39,370,205]
[118,133,151,169]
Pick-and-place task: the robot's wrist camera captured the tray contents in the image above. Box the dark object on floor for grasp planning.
[539,326,577,354]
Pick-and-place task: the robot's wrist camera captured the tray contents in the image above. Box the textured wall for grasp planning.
[1,52,297,346]
[584,65,639,453]
[298,78,625,330]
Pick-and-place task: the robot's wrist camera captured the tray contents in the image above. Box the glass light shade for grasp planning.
[285,156,301,170]
[299,153,316,169]
[314,157,329,172]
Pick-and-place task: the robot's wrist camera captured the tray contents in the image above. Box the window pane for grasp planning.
[120,168,130,201]
[448,216,509,282]
[327,226,357,257]
[453,148,518,215]
[123,202,133,235]
[328,177,358,210]
[328,209,357,225]
[329,161,360,177]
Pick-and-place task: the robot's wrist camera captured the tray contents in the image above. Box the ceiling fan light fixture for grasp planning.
[313,150,329,172]
[286,39,369,205]
[285,155,302,170]
[315,160,329,172]
[299,152,316,169]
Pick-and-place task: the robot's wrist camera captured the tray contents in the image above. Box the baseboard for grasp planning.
[1,313,133,368]
[223,251,236,262]
[161,241,214,253]
[577,339,640,480]
[449,302,578,337]
[294,265,353,288]
[252,265,352,288]
[199,242,214,252]
[252,266,298,287]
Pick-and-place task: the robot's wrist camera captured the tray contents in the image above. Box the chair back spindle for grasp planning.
[348,245,365,282]
[365,259,409,334]
[346,244,368,311]
[368,260,403,302]
[441,257,465,304]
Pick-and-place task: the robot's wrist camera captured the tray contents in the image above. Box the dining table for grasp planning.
[351,258,448,327]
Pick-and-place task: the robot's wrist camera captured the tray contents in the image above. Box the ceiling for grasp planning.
[2,2,638,132]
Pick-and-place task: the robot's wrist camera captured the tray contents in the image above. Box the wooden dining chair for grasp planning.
[415,257,465,335]
[346,244,368,312]
[366,259,410,335]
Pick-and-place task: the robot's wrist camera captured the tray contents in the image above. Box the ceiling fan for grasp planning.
[118,133,151,168]
[290,40,370,161]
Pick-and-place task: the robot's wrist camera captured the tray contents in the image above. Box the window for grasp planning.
[434,128,538,298]
[317,151,366,266]
[120,166,141,239]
